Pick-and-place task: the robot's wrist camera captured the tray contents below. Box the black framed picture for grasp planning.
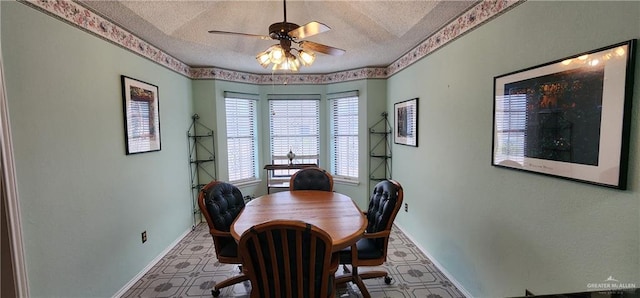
[121,75,161,155]
[492,40,636,189]
[394,98,419,147]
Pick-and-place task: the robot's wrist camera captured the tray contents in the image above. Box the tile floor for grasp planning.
[122,223,466,298]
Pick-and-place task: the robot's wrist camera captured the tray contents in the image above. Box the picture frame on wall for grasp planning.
[121,75,161,155]
[492,39,636,189]
[394,97,419,147]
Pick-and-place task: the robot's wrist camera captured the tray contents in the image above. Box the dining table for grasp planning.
[231,190,367,252]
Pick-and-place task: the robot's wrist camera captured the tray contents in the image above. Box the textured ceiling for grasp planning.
[79,1,477,74]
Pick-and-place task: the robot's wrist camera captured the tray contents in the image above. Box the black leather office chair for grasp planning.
[198,180,249,297]
[238,220,339,298]
[289,167,333,191]
[335,179,404,298]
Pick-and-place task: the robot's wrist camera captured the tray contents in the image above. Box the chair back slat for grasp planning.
[265,231,280,295]
[308,235,317,297]
[249,235,269,295]
[295,230,305,297]
[280,230,293,298]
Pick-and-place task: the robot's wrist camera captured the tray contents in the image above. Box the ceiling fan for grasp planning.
[208,0,345,71]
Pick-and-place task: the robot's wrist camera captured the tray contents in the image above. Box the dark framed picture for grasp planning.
[492,40,636,189]
[394,97,418,147]
[121,75,161,154]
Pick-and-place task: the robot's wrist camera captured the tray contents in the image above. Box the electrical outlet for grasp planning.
[404,203,408,212]
[141,231,147,243]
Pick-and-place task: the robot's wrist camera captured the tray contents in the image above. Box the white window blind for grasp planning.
[494,93,526,165]
[268,96,320,175]
[329,91,359,179]
[225,93,258,183]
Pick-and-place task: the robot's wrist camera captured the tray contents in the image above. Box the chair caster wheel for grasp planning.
[384,276,392,284]
[212,289,220,297]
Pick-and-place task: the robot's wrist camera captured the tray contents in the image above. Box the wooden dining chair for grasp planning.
[289,167,334,191]
[238,220,339,298]
[198,180,249,297]
[335,179,404,298]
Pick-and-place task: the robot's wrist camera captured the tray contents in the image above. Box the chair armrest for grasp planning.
[346,230,391,266]
[209,229,232,237]
[362,230,390,239]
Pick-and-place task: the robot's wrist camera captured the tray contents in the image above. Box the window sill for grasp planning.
[231,179,262,188]
[333,177,360,186]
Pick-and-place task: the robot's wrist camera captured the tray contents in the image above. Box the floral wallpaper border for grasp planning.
[22,0,521,85]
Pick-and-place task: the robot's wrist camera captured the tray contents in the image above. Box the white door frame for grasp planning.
[0,20,30,296]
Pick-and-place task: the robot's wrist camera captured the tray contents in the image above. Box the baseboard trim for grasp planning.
[112,227,193,297]
[394,223,473,298]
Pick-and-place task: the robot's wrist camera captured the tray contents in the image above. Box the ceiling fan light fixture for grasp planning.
[288,56,300,71]
[272,55,299,71]
[256,51,271,68]
[269,45,286,64]
[258,43,310,72]
[298,50,316,66]
[272,60,287,71]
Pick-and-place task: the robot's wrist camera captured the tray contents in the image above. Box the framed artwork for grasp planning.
[121,75,161,155]
[492,39,636,189]
[394,97,418,147]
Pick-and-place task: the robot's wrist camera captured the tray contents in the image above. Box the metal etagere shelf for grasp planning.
[369,112,392,191]
[187,114,217,228]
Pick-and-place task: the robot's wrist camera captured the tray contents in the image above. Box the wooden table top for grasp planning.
[231,190,367,252]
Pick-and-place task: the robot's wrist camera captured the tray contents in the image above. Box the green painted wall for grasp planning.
[2,2,194,297]
[387,1,640,297]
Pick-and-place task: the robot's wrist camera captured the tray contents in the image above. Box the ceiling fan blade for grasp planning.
[300,41,345,56]
[208,30,272,40]
[288,21,330,39]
